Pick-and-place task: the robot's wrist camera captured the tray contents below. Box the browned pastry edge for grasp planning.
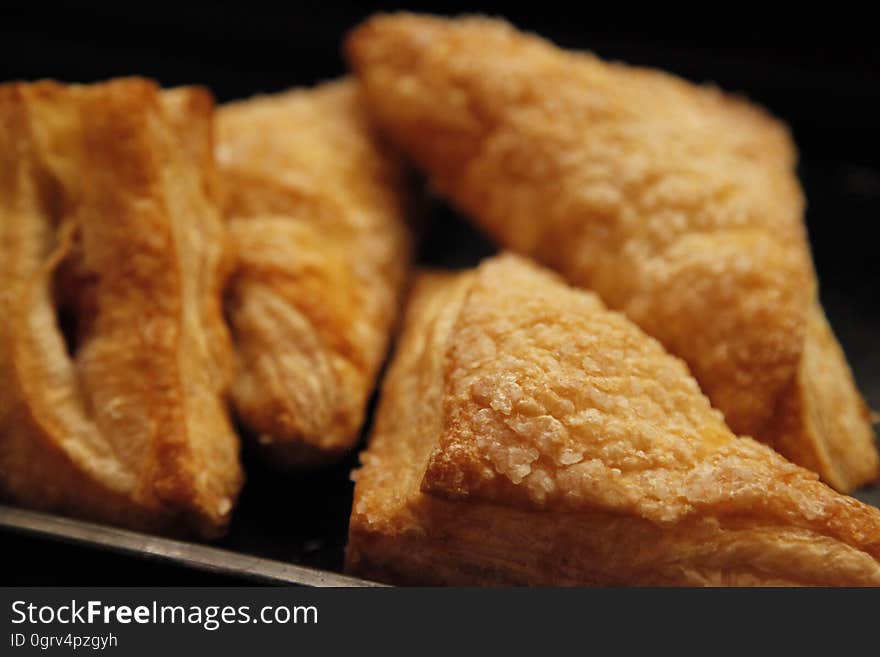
[0,78,242,538]
[217,79,412,467]
[347,255,880,586]
[344,12,878,492]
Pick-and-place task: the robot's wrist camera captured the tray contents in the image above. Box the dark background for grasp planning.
[1,2,878,584]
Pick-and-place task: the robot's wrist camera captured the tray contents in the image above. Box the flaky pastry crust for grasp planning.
[217,78,412,467]
[345,14,878,491]
[346,254,880,586]
[0,78,242,538]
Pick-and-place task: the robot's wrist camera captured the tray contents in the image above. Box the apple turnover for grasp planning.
[346,254,880,586]
[346,14,878,491]
[217,78,411,467]
[0,78,242,538]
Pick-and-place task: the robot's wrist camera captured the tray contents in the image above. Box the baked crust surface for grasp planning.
[217,79,412,466]
[0,78,242,538]
[347,254,880,586]
[346,14,878,491]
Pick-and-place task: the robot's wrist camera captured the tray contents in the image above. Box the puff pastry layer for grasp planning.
[217,79,411,467]
[347,254,880,586]
[0,78,242,538]
[346,14,878,491]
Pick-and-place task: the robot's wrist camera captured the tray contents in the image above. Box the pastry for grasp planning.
[217,78,412,467]
[0,78,243,538]
[347,254,880,586]
[345,14,878,491]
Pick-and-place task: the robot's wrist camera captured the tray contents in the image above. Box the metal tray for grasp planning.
[0,505,376,587]
[0,435,380,585]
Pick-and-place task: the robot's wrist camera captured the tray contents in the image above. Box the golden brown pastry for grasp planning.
[347,254,880,586]
[0,78,243,538]
[346,14,878,491]
[217,78,411,467]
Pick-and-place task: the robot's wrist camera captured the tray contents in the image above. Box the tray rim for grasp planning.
[0,504,382,587]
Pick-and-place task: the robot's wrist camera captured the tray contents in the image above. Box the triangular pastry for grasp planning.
[217,79,412,467]
[0,79,242,538]
[345,14,878,491]
[347,254,880,585]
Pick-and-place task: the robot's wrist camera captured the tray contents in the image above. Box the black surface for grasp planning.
[1,2,878,584]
